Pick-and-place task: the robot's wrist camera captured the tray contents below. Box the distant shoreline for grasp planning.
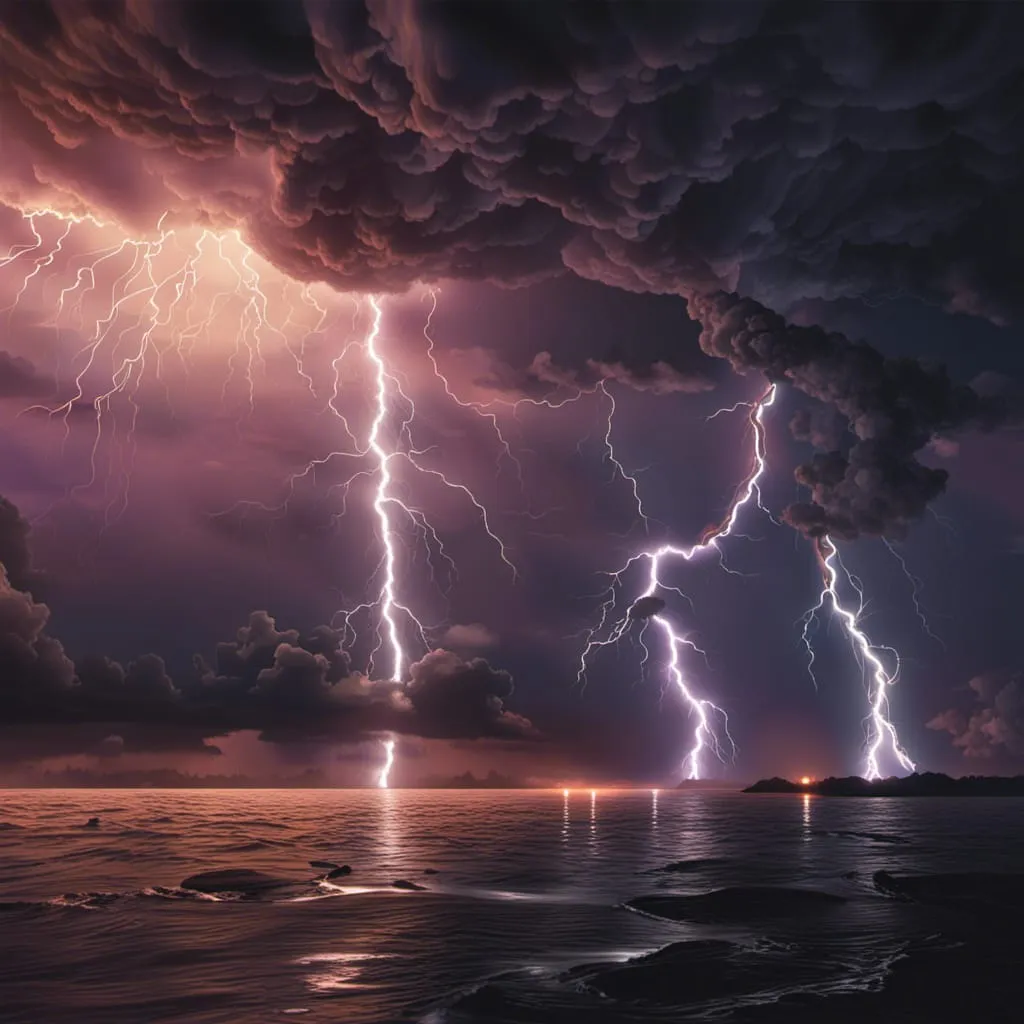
[745,772,1024,797]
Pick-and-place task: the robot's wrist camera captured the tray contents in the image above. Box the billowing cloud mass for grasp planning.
[3,2,1022,537]
[0,496,44,594]
[694,293,1017,538]
[0,494,537,758]
[526,351,713,398]
[928,671,1024,759]
[441,623,499,651]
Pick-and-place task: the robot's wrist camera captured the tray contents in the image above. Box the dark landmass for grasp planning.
[416,770,530,789]
[628,886,846,923]
[674,778,739,790]
[745,772,1024,796]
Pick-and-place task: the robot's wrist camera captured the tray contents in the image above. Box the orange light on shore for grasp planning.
[800,776,812,786]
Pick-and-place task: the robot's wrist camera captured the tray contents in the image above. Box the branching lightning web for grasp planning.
[800,536,916,780]
[577,384,777,780]
[0,206,522,787]
[0,207,927,782]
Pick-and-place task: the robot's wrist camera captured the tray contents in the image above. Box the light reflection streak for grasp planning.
[294,952,394,993]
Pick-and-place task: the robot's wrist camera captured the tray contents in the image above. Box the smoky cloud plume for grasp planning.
[694,292,1018,538]
[2,2,1024,535]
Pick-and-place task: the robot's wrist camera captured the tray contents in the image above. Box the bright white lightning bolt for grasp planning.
[378,738,396,789]
[802,536,916,780]
[579,383,777,779]
[1,209,515,692]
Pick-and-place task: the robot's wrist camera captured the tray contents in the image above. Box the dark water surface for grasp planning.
[1,789,1022,1023]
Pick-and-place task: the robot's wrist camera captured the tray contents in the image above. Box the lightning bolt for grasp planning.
[802,536,916,780]
[326,295,517,682]
[882,538,945,648]
[365,295,413,682]
[578,383,777,779]
[3,207,322,523]
[378,737,396,789]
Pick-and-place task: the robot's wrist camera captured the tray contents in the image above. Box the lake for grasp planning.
[1,789,1022,1022]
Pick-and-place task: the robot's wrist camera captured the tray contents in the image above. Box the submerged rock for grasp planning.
[652,857,729,873]
[84,817,100,828]
[422,868,439,875]
[571,940,741,1004]
[391,879,427,891]
[324,865,352,879]
[180,869,294,895]
[629,885,846,923]
[874,871,1024,913]
[309,860,338,871]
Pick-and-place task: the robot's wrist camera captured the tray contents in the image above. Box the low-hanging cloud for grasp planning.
[927,670,1024,760]
[0,495,539,759]
[2,2,1024,536]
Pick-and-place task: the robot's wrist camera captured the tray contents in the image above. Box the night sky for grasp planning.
[1,1,1023,786]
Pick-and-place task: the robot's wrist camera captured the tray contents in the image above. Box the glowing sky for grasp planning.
[1,3,1023,785]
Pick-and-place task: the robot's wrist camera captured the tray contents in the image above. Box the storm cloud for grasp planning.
[0,495,539,758]
[3,2,1022,537]
[928,671,1024,759]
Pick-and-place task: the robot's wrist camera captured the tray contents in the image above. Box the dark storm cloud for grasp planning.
[694,292,1019,539]
[525,350,713,398]
[4,3,1024,308]
[405,650,537,740]
[0,501,538,758]
[928,671,1024,760]
[0,495,44,594]
[3,1,1024,537]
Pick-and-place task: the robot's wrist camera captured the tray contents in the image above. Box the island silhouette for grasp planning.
[745,772,1024,796]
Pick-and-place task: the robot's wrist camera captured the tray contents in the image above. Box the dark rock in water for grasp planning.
[324,865,351,879]
[391,879,427,891]
[842,870,859,880]
[629,886,845,923]
[309,860,339,871]
[85,817,100,828]
[180,869,294,895]
[652,857,728,873]
[570,940,743,1005]
[813,828,908,844]
[873,871,1024,914]
[422,868,439,875]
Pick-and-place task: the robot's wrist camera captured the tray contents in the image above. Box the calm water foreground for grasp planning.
[1,789,1022,1023]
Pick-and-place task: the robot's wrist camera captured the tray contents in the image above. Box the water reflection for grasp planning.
[802,792,812,835]
[561,789,570,844]
[296,952,393,993]
[651,789,659,832]
[378,788,402,872]
[588,790,598,853]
